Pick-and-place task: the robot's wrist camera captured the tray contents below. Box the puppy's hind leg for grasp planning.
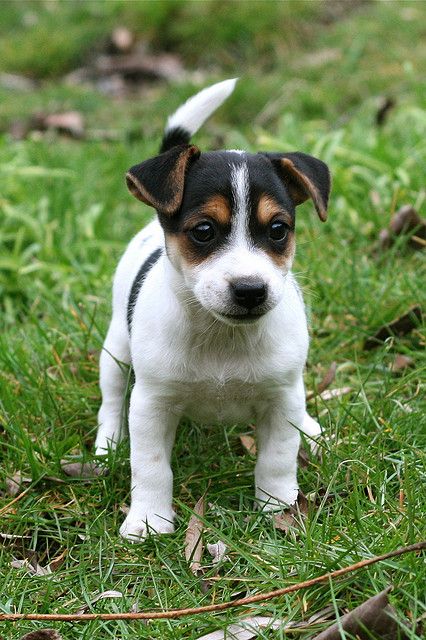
[95,319,130,456]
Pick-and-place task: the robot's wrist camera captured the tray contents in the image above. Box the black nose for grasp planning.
[230,280,268,310]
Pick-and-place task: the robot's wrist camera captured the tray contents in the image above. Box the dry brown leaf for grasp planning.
[184,496,205,575]
[60,460,105,478]
[5,472,31,497]
[11,557,51,577]
[239,434,256,455]
[364,305,422,350]
[319,386,352,401]
[379,205,426,251]
[207,541,228,565]
[19,630,62,640]
[306,362,337,400]
[95,52,184,81]
[75,590,124,615]
[32,111,85,138]
[312,587,410,640]
[273,491,309,534]
[390,354,414,373]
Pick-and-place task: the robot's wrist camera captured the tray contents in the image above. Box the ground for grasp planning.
[0,1,425,639]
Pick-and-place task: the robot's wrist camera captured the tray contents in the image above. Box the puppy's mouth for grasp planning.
[213,310,267,325]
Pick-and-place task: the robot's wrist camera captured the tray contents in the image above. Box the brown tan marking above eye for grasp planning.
[257,194,292,227]
[200,194,231,225]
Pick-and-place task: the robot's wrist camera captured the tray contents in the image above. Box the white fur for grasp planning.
[95,82,322,541]
[230,162,250,246]
[166,78,238,137]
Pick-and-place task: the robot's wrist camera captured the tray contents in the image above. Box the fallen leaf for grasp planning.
[379,205,426,251]
[306,362,337,400]
[312,587,411,640]
[94,51,184,82]
[207,541,228,565]
[60,460,105,478]
[195,615,285,639]
[11,557,51,577]
[390,354,414,373]
[319,386,352,401]
[185,496,205,575]
[75,590,124,615]
[19,630,62,640]
[239,434,256,455]
[5,472,31,497]
[273,491,309,534]
[364,305,422,350]
[32,111,85,138]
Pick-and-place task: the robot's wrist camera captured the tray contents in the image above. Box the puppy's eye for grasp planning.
[189,221,216,244]
[269,219,289,242]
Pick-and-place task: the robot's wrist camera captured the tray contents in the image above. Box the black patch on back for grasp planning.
[160,126,191,153]
[127,248,162,331]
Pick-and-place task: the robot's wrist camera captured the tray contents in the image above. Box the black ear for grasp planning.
[265,152,331,221]
[126,144,200,215]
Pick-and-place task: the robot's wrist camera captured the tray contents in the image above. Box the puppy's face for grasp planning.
[127,147,330,325]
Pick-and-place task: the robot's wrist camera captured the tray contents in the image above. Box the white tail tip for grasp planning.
[165,78,238,138]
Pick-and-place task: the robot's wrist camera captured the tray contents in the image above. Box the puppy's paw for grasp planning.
[120,512,175,542]
[301,413,322,437]
[301,413,322,454]
[255,485,299,511]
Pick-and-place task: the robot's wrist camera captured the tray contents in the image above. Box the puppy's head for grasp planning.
[126,145,330,325]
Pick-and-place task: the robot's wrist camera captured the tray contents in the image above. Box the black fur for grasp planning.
[127,248,162,331]
[160,126,191,153]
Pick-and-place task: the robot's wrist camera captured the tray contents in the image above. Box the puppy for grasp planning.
[95,79,330,541]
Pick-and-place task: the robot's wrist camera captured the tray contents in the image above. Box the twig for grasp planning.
[0,541,424,622]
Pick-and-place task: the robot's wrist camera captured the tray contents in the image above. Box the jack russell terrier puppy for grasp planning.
[95,79,331,541]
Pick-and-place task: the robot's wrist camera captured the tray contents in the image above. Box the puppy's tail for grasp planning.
[160,78,238,153]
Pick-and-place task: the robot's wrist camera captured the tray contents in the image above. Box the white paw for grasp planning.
[301,414,322,454]
[301,413,322,437]
[120,511,175,542]
[255,485,298,511]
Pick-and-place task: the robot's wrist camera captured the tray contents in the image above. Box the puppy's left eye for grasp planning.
[189,221,216,244]
[269,219,289,242]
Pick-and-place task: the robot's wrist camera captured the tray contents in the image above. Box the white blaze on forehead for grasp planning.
[230,162,250,246]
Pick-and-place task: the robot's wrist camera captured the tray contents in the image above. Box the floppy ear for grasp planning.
[265,152,331,221]
[126,144,200,215]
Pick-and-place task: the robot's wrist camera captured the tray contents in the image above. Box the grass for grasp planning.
[0,1,425,638]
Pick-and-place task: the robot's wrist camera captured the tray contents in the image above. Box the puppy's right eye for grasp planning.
[189,221,216,244]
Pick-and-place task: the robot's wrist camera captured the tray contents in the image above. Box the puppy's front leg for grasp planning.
[255,380,305,510]
[120,382,179,541]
